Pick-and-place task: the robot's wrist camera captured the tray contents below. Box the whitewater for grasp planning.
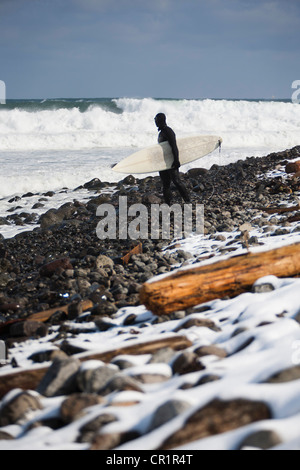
[0,97,299,199]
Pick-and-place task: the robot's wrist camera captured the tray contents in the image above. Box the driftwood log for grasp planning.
[139,242,300,316]
[0,300,94,336]
[0,335,192,399]
[258,203,300,214]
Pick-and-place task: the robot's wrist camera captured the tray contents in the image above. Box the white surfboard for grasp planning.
[112,135,222,174]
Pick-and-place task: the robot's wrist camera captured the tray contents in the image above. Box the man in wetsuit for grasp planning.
[154,113,190,205]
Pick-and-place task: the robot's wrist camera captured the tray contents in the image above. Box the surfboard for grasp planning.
[112,135,222,174]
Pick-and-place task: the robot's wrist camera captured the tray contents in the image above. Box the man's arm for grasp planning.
[164,127,180,169]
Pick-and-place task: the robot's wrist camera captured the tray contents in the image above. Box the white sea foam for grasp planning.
[0,98,299,151]
[0,98,299,198]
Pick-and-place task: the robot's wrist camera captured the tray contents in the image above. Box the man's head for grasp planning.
[154,113,166,129]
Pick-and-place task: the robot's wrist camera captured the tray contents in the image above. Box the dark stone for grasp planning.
[40,257,73,276]
[0,391,43,426]
[149,399,191,431]
[36,357,80,397]
[60,393,103,424]
[238,429,282,450]
[77,413,118,443]
[9,320,48,338]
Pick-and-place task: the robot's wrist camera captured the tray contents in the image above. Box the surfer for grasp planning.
[154,113,190,205]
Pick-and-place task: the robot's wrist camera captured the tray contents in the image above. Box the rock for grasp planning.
[40,257,73,277]
[60,393,103,424]
[89,431,139,450]
[97,375,143,396]
[28,349,67,363]
[83,178,105,190]
[39,209,64,229]
[172,351,205,375]
[162,399,272,449]
[252,276,279,293]
[37,357,81,397]
[111,357,135,370]
[9,320,48,338]
[32,202,44,210]
[76,363,118,394]
[265,365,300,383]
[194,374,221,386]
[142,194,162,204]
[285,160,300,174]
[252,283,275,294]
[194,345,227,359]
[55,202,76,220]
[0,391,43,426]
[92,300,118,317]
[149,399,191,432]
[121,175,136,185]
[77,413,118,443]
[0,273,12,288]
[148,347,175,364]
[187,168,208,178]
[238,429,282,450]
[173,317,220,332]
[0,430,14,440]
[0,217,10,226]
[67,301,83,320]
[239,222,252,233]
[132,371,170,384]
[95,255,114,270]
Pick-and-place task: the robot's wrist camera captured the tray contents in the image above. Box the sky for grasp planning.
[0,0,299,100]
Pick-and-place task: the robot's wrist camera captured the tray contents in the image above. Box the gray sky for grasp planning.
[0,0,299,99]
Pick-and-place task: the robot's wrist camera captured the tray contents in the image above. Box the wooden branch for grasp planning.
[121,242,143,265]
[0,300,94,335]
[139,242,300,316]
[259,203,300,214]
[27,299,93,322]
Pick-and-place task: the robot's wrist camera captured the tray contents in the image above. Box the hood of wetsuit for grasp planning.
[154,113,166,130]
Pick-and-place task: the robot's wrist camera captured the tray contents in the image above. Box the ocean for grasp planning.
[0,97,299,238]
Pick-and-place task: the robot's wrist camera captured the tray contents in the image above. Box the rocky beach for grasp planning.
[1,146,300,450]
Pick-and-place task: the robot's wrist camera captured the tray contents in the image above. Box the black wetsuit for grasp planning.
[157,122,190,205]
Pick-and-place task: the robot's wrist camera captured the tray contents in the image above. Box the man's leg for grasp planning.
[159,170,172,205]
[171,169,190,203]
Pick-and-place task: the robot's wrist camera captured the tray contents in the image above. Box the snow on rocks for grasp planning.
[1,274,300,450]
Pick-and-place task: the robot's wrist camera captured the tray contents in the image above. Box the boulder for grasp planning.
[149,399,191,432]
[60,393,103,424]
[0,391,43,426]
[37,357,81,397]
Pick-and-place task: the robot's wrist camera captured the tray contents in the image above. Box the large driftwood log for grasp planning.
[139,242,300,316]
